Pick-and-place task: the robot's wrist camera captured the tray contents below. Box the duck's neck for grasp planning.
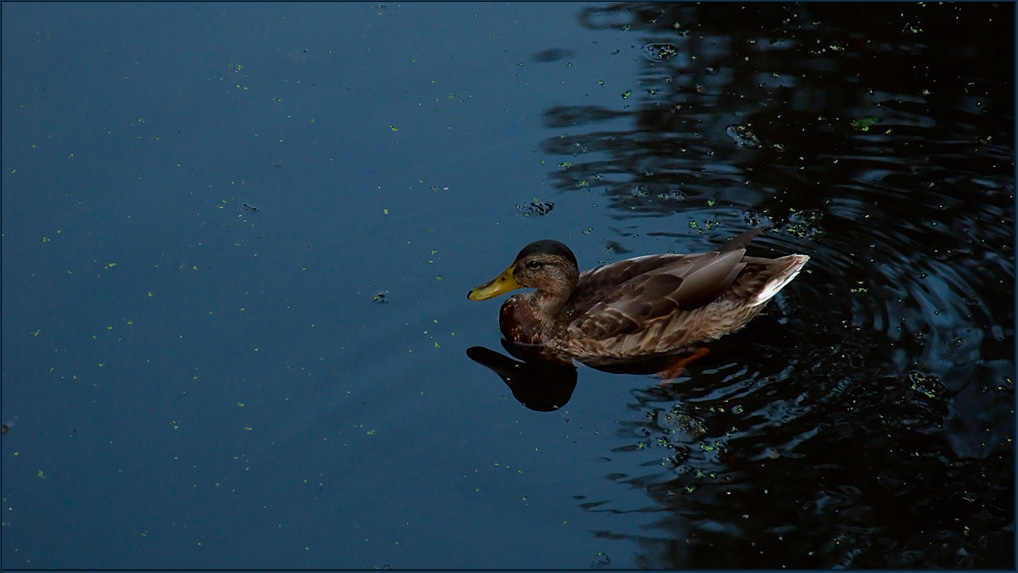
[530,288,571,322]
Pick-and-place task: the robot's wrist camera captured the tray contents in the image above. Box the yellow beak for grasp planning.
[467,265,521,301]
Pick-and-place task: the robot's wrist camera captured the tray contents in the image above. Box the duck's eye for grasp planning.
[525,260,543,270]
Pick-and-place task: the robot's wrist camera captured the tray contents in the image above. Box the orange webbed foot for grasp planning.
[657,347,710,384]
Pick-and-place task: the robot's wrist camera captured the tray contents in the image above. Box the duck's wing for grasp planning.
[567,228,755,306]
[568,246,749,341]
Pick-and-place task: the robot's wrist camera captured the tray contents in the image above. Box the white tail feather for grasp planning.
[751,255,810,306]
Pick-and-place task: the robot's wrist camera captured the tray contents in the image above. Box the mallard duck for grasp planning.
[467,229,809,367]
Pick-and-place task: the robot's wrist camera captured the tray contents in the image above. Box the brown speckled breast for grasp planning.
[499,295,546,346]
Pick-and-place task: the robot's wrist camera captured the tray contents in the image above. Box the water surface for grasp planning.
[1,2,1013,569]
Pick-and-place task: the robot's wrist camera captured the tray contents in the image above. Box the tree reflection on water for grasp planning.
[524,2,1014,568]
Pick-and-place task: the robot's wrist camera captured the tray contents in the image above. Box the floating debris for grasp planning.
[517,199,554,216]
[725,124,762,148]
[242,203,260,212]
[907,370,941,399]
[630,184,649,198]
[643,43,679,61]
[852,116,881,132]
[660,410,707,440]
[373,291,389,304]
[591,551,612,568]
[603,240,631,255]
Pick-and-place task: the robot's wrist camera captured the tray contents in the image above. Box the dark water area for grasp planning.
[1,2,1013,569]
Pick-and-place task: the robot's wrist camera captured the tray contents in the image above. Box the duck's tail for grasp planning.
[749,254,810,306]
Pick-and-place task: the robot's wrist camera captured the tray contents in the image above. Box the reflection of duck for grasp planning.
[466,345,578,411]
[468,229,809,368]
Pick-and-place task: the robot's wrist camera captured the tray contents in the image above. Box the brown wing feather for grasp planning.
[567,246,749,342]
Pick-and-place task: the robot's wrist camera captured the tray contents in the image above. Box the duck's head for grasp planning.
[468,240,580,302]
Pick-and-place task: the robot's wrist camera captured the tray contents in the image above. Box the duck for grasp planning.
[467,228,809,368]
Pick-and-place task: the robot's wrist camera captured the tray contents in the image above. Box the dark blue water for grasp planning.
[2,2,1013,569]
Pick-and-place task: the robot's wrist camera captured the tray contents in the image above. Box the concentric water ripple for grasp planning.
[554,3,1012,568]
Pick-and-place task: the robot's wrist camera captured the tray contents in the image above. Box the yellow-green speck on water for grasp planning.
[851,116,880,131]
